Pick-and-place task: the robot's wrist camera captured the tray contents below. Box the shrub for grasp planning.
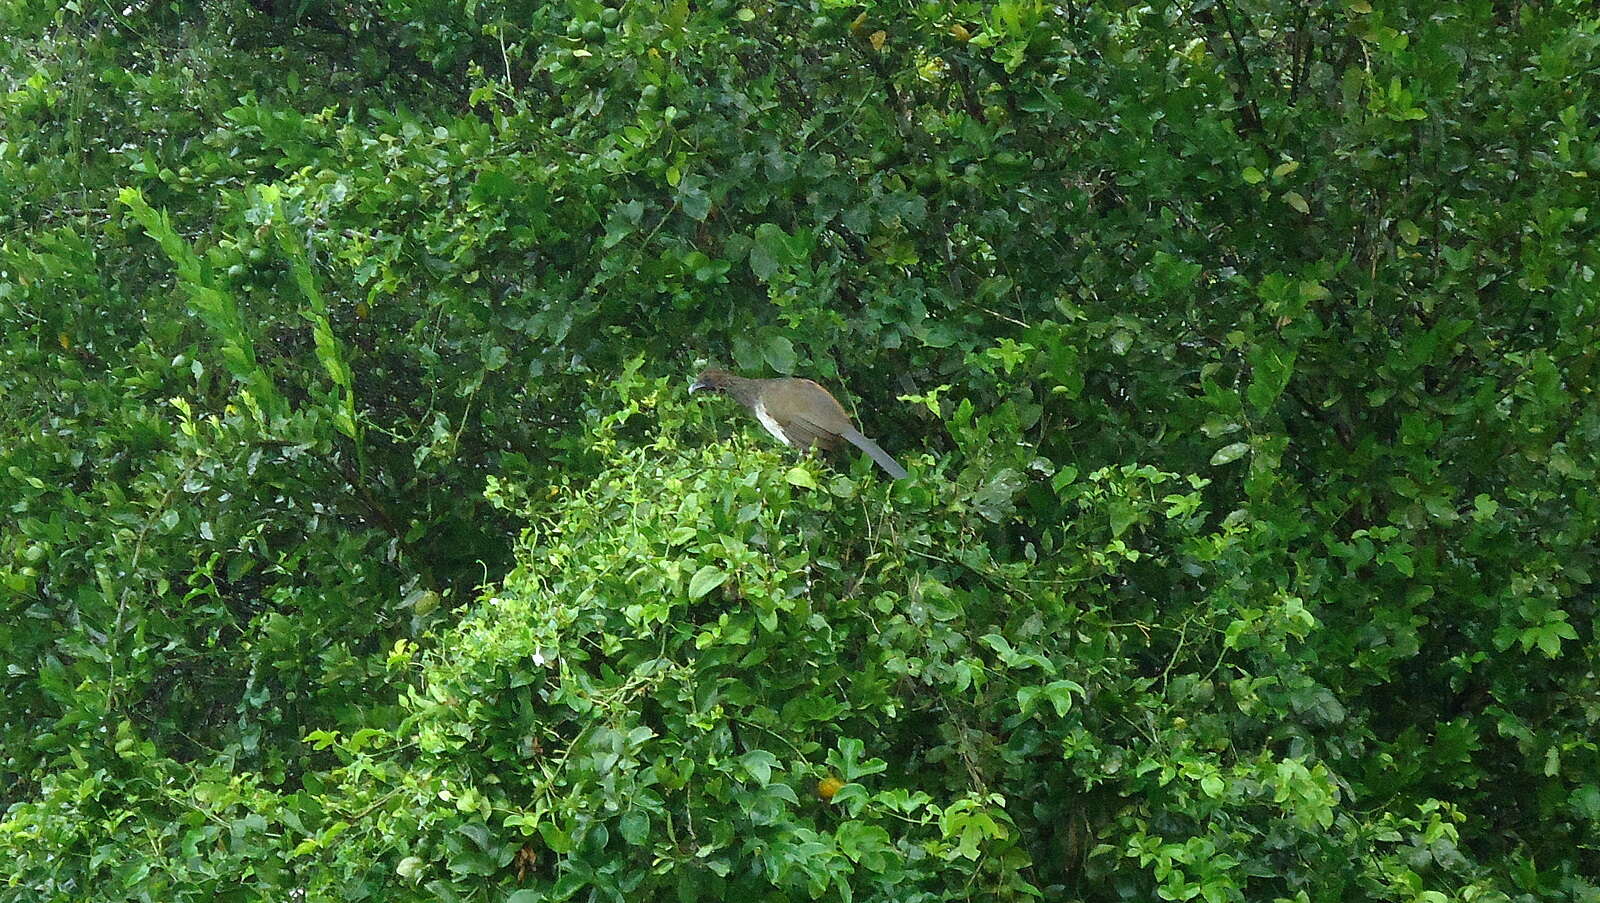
[2,0,1596,899]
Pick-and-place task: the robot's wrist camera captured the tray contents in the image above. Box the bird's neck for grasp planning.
[722,376,764,409]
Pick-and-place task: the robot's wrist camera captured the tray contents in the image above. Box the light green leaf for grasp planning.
[1108,500,1137,538]
[1473,494,1500,520]
[1051,466,1078,493]
[687,565,728,600]
[1211,442,1250,466]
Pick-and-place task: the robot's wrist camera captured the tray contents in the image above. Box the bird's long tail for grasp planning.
[841,428,909,479]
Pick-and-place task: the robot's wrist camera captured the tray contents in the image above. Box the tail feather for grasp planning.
[841,428,909,479]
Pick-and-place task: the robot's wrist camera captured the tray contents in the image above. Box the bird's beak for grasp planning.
[688,379,711,394]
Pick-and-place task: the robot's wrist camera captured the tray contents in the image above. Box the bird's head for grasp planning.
[689,367,735,395]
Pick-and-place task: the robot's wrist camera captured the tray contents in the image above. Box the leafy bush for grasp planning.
[2,0,1597,899]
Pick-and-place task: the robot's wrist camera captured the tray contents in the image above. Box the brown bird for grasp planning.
[690,368,909,479]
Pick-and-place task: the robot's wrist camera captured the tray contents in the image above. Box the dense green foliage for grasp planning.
[3,0,1598,899]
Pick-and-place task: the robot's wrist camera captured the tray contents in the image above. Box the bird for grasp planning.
[689,368,909,479]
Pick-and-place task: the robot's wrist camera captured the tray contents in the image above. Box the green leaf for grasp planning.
[537,822,573,853]
[1051,466,1079,493]
[749,241,778,281]
[1241,166,1265,184]
[785,467,818,489]
[678,173,712,221]
[739,750,779,785]
[836,821,892,865]
[1247,343,1297,411]
[469,169,516,204]
[1398,219,1421,244]
[1210,442,1250,466]
[603,200,646,248]
[687,566,728,600]
[1473,494,1500,521]
[828,737,887,781]
[618,811,649,845]
[1283,191,1310,214]
[1571,785,1600,820]
[763,335,797,373]
[1108,500,1137,538]
[1043,680,1082,716]
[749,223,792,281]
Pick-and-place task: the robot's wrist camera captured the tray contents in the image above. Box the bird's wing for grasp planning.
[839,427,909,479]
[777,408,840,451]
[794,379,853,424]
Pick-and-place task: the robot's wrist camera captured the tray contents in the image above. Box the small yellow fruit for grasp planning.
[817,776,845,800]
